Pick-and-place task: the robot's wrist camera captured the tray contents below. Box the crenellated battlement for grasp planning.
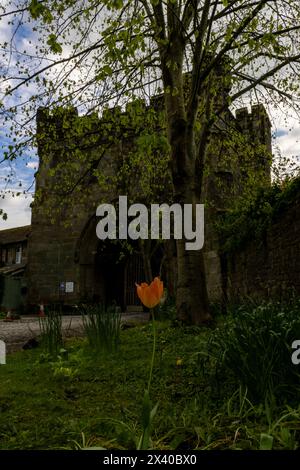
[36,61,235,142]
[35,88,273,199]
[36,95,164,145]
[37,92,272,153]
[235,104,272,153]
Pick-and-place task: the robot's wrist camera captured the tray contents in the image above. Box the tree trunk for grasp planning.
[164,85,211,324]
[174,183,211,325]
[167,115,211,324]
[176,238,210,324]
[160,42,212,324]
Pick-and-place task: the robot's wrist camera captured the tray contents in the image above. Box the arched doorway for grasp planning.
[75,216,147,311]
[94,240,125,309]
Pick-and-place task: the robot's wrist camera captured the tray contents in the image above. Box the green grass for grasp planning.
[80,303,121,355]
[39,308,63,358]
[201,302,300,403]
[0,317,300,450]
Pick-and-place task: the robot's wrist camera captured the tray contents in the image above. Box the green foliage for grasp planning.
[0,209,7,220]
[1,312,300,450]
[96,389,159,450]
[219,176,300,253]
[51,362,78,382]
[156,296,176,321]
[32,102,171,228]
[39,308,63,358]
[80,303,121,356]
[29,0,53,22]
[2,0,300,235]
[46,34,63,54]
[201,302,300,403]
[137,389,159,450]
[260,433,274,450]
[118,121,172,206]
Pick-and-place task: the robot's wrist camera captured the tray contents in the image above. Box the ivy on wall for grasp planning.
[218,176,300,254]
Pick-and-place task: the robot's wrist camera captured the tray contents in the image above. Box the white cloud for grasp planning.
[26,161,39,170]
[275,127,300,159]
[0,193,32,229]
[0,3,300,231]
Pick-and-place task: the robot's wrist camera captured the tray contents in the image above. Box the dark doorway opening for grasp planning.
[95,241,146,311]
[78,215,164,311]
[95,241,126,310]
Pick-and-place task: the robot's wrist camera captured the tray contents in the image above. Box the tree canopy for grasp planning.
[1,0,300,323]
[1,1,300,140]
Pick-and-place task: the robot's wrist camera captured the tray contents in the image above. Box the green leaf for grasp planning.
[29,0,44,19]
[259,433,274,450]
[141,390,152,429]
[85,446,107,450]
[47,34,63,54]
[137,390,159,450]
[29,0,53,22]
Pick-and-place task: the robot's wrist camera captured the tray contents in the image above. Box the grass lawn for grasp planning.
[1,314,300,450]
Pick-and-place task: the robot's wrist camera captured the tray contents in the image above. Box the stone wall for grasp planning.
[27,107,114,305]
[226,192,300,300]
[201,104,272,301]
[26,93,272,307]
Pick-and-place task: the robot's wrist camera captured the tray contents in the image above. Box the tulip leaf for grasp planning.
[259,433,274,450]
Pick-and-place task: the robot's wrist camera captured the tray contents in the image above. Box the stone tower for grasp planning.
[26,89,272,309]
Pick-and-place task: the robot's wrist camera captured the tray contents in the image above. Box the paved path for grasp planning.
[0,313,149,353]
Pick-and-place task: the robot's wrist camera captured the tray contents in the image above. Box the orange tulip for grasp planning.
[136,277,164,309]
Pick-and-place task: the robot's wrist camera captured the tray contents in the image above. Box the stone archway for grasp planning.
[75,215,145,310]
[94,240,126,309]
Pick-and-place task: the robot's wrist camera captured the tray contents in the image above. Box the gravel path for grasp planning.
[0,313,149,353]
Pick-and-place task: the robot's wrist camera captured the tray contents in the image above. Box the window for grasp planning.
[1,248,6,264]
[7,247,13,265]
[15,246,22,264]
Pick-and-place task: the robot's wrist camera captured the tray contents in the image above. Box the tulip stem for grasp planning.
[147,308,156,393]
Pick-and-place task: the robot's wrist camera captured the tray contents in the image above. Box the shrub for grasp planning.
[156,296,176,321]
[39,308,63,357]
[80,303,121,355]
[218,176,300,253]
[201,302,300,403]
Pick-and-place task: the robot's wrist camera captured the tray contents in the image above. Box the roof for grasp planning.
[0,225,31,245]
[0,263,26,277]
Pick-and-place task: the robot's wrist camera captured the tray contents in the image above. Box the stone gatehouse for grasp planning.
[23,84,271,311]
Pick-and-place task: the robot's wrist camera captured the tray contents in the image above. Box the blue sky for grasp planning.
[0,4,40,229]
[1,118,298,231]
[0,112,37,229]
[0,5,299,230]
[274,129,288,138]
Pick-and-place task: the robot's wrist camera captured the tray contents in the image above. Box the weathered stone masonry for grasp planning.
[226,190,300,300]
[26,94,272,308]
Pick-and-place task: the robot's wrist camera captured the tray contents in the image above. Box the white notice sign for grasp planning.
[65,282,74,293]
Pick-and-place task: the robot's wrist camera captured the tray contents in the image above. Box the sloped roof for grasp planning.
[0,225,31,245]
[0,262,26,276]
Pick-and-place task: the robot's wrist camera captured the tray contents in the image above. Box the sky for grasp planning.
[0,3,299,231]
